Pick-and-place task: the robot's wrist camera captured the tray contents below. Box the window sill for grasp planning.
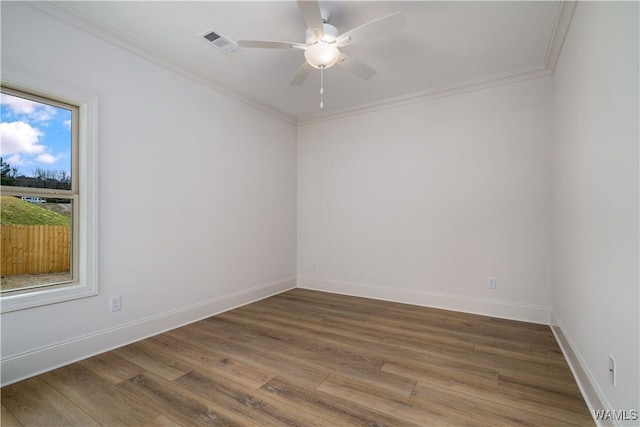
[0,281,98,313]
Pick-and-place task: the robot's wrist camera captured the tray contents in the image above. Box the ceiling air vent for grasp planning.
[201,29,240,54]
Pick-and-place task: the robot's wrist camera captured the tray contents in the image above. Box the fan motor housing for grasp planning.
[305,23,339,44]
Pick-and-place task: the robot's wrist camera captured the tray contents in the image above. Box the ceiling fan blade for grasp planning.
[337,54,377,80]
[290,62,314,86]
[297,0,325,41]
[337,12,406,47]
[237,40,306,50]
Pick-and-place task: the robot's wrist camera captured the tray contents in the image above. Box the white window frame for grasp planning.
[0,68,99,313]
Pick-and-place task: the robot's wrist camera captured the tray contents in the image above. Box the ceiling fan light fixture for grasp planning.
[304,41,340,69]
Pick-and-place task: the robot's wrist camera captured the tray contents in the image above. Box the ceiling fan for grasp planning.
[236,0,406,107]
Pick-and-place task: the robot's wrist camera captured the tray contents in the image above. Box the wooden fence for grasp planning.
[1,224,71,276]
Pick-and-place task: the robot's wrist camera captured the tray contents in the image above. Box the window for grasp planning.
[0,70,98,312]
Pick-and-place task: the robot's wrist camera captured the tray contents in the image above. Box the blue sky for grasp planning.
[0,92,72,177]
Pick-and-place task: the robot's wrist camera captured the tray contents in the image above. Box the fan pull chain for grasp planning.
[320,65,324,109]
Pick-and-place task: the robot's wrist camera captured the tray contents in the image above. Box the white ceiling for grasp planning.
[47,1,567,124]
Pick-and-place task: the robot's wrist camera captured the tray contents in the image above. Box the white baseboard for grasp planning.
[550,312,613,427]
[297,276,550,324]
[1,277,295,387]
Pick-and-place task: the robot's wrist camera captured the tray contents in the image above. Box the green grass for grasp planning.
[0,196,71,225]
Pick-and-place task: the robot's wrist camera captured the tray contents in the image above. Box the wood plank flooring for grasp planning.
[1,289,594,426]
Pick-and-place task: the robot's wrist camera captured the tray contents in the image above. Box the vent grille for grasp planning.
[201,29,239,54]
[203,31,221,42]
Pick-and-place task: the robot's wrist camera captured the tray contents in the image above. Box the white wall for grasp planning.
[298,77,554,323]
[551,1,639,423]
[0,2,297,385]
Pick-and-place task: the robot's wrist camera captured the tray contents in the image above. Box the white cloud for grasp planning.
[0,121,46,156]
[31,105,57,123]
[6,154,24,166]
[36,153,60,164]
[63,119,71,129]
[1,93,38,114]
[1,93,57,123]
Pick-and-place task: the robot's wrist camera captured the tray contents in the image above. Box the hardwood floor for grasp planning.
[1,289,594,426]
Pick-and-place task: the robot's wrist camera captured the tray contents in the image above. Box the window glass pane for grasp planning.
[1,92,72,190]
[1,196,72,293]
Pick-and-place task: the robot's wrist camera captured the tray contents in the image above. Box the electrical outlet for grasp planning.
[609,355,616,386]
[313,261,320,271]
[110,296,121,312]
[487,277,496,289]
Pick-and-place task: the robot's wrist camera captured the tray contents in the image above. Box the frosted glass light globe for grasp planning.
[305,42,340,69]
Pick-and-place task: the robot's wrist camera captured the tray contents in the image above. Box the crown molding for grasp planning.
[25,1,298,126]
[297,65,552,126]
[544,1,578,73]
